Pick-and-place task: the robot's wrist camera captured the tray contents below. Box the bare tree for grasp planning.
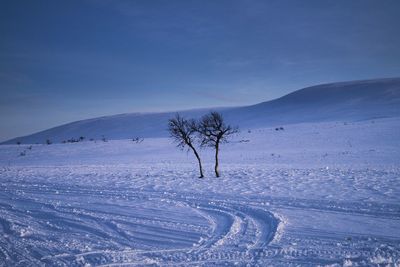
[197,111,238,177]
[168,114,204,178]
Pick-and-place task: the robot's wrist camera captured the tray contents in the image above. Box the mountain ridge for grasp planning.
[4,77,400,144]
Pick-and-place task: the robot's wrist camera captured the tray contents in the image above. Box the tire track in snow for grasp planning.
[53,198,279,266]
[0,181,280,266]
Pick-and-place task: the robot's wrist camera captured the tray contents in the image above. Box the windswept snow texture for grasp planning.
[0,117,400,266]
[4,77,400,144]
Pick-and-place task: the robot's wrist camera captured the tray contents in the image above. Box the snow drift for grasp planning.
[4,77,400,144]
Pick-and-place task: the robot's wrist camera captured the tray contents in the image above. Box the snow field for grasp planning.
[0,118,399,266]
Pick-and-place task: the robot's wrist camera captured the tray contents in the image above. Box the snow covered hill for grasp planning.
[1,118,399,265]
[4,77,400,144]
[227,77,400,128]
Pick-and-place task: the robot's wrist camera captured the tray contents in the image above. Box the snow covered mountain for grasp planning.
[225,77,400,128]
[4,77,400,144]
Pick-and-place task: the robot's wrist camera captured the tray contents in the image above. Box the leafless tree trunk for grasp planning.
[214,142,220,177]
[189,143,204,178]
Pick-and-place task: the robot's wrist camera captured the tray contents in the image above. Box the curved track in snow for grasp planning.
[3,174,399,266]
[0,182,279,266]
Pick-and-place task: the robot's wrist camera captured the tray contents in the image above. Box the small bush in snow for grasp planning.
[132,137,144,143]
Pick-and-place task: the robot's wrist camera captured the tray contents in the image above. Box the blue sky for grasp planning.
[1,0,400,141]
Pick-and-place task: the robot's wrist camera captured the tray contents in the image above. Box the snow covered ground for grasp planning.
[1,118,400,266]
